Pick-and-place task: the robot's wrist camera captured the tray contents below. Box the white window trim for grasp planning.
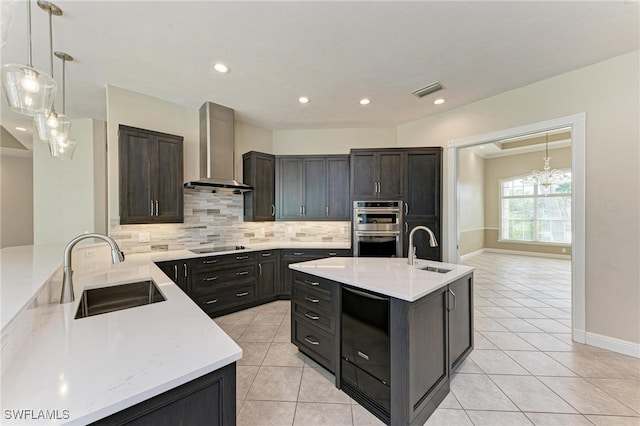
[498,171,572,244]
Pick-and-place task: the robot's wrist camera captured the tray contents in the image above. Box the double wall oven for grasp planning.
[352,201,402,257]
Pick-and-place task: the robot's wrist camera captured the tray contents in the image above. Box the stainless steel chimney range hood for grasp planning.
[184,102,253,193]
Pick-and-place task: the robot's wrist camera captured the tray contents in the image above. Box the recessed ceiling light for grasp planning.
[433,98,445,105]
[15,127,27,131]
[213,63,229,74]
[359,98,370,105]
[298,96,309,104]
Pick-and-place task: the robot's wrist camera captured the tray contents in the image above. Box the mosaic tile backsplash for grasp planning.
[110,190,351,253]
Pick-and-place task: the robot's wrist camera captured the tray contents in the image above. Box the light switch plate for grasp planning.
[138,232,151,242]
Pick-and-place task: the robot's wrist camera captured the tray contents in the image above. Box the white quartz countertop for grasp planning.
[0,252,242,425]
[289,257,474,302]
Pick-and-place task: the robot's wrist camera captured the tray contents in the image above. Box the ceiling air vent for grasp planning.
[412,81,445,98]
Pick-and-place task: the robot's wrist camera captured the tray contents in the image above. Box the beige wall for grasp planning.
[0,152,33,248]
[33,119,107,244]
[458,149,485,255]
[273,128,396,155]
[397,51,640,345]
[484,147,571,256]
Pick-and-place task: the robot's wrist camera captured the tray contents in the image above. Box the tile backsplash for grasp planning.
[110,190,351,253]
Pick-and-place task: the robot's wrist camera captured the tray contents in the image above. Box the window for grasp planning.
[499,172,571,244]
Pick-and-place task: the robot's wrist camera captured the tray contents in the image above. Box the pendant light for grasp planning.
[1,0,57,116]
[34,0,70,142]
[49,51,76,159]
[528,132,569,193]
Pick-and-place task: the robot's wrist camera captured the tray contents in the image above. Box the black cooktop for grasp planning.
[189,245,247,254]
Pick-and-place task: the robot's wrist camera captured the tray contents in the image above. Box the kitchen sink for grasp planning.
[419,265,451,274]
[75,280,166,319]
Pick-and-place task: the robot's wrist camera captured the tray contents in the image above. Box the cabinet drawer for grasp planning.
[193,265,256,295]
[293,304,335,334]
[292,283,334,315]
[194,252,257,271]
[292,272,336,299]
[195,283,256,314]
[293,317,336,373]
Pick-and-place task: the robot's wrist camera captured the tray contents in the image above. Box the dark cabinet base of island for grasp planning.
[90,363,236,426]
[291,271,473,426]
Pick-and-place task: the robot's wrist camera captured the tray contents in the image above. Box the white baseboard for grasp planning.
[572,328,586,344]
[585,332,640,358]
[483,248,571,260]
[460,249,486,261]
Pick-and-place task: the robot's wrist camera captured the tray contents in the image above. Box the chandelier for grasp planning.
[528,133,569,191]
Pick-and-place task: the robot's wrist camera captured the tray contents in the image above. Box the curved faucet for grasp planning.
[60,233,125,303]
[407,226,438,265]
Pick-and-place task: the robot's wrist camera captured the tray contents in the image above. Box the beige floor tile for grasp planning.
[494,318,544,333]
[504,351,576,377]
[502,307,548,319]
[262,343,306,367]
[473,297,496,307]
[465,410,534,425]
[237,399,244,415]
[469,350,529,375]
[246,366,303,401]
[237,324,280,342]
[450,373,519,411]
[585,415,640,425]
[524,319,572,333]
[539,376,638,416]
[252,311,287,326]
[485,297,525,307]
[587,378,640,414]
[524,412,593,425]
[293,402,353,426]
[237,342,271,366]
[218,322,249,340]
[473,331,498,349]
[454,357,484,374]
[516,333,573,352]
[438,392,462,409]
[475,306,518,318]
[546,351,630,379]
[474,317,509,332]
[274,322,292,343]
[511,299,553,309]
[237,400,296,426]
[237,365,260,400]
[423,408,473,425]
[489,374,577,413]
[351,404,386,426]
[532,307,572,319]
[218,308,260,325]
[480,331,538,351]
[298,367,350,403]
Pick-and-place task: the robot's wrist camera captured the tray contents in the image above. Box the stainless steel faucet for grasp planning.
[407,226,438,265]
[60,233,125,303]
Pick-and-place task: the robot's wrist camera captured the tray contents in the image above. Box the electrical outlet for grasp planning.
[138,232,151,243]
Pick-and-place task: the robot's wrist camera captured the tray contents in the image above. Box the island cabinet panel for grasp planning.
[155,259,192,294]
[280,249,351,297]
[257,250,279,300]
[350,149,404,199]
[191,252,258,316]
[291,271,340,373]
[403,219,442,261]
[119,125,184,224]
[448,274,474,371]
[243,151,276,222]
[90,362,236,426]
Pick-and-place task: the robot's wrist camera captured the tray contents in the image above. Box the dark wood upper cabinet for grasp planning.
[350,149,404,199]
[243,151,276,222]
[276,155,350,221]
[119,125,183,224]
[404,148,442,218]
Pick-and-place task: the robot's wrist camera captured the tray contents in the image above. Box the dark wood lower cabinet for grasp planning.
[448,274,474,371]
[90,363,236,426]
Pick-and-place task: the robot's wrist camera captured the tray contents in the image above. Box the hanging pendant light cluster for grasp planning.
[1,0,76,159]
[527,133,569,193]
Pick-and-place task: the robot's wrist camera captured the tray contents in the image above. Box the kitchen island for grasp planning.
[289,257,475,426]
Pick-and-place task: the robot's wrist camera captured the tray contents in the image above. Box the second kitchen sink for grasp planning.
[75,280,166,319]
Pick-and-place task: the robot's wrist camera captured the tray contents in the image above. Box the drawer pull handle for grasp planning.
[304,296,319,303]
[205,299,218,304]
[305,312,320,321]
[202,260,218,264]
[304,336,320,346]
[204,276,219,282]
[328,252,337,256]
[357,351,370,361]
[236,271,249,276]
[236,292,249,297]
[262,253,272,257]
[236,255,249,260]
[294,252,304,256]
[304,280,320,286]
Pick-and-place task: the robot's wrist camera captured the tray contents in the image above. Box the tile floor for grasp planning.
[214,252,640,425]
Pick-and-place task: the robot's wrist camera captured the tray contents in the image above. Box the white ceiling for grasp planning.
[1,1,638,149]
